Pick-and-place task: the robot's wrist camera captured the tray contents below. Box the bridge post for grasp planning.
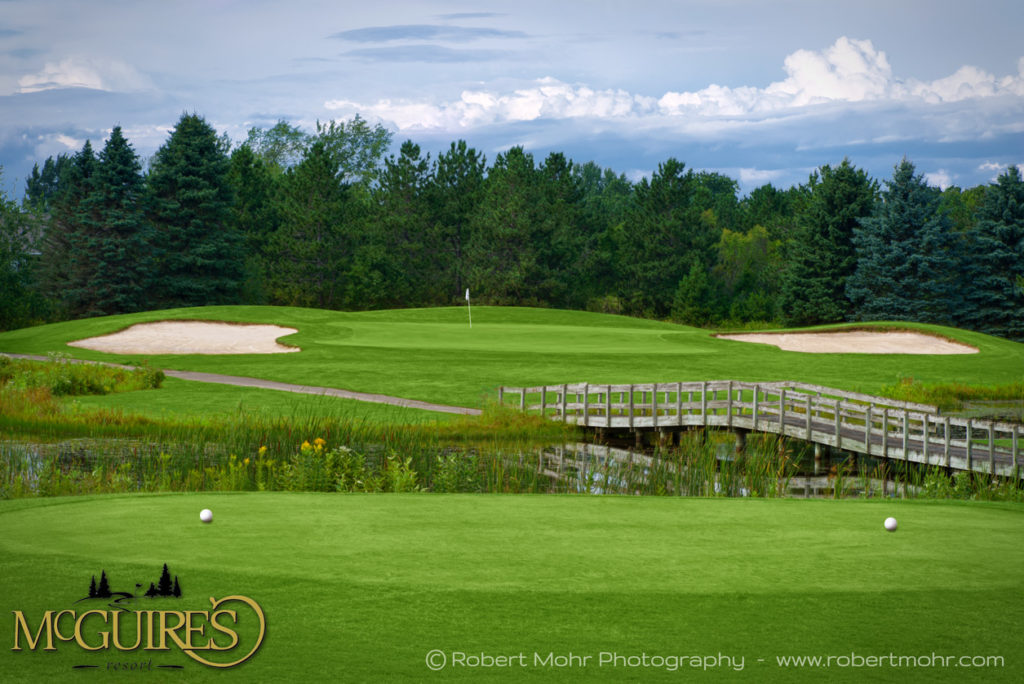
[834,399,841,451]
[921,413,930,466]
[988,424,995,476]
[700,382,707,425]
[628,384,635,429]
[582,383,589,427]
[541,386,547,417]
[605,385,612,427]
[498,386,504,405]
[653,383,659,429]
[902,412,909,462]
[561,384,568,423]
[943,417,950,467]
[865,406,872,454]
[806,394,813,440]
[966,420,973,473]
[753,385,760,431]
[1013,426,1019,479]
[727,381,733,428]
[734,428,748,455]
[779,389,787,437]
[882,410,889,459]
[520,388,526,412]
[676,382,682,425]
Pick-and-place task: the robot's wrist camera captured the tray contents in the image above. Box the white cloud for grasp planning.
[18,57,152,93]
[325,37,1024,135]
[924,169,953,190]
[738,167,785,185]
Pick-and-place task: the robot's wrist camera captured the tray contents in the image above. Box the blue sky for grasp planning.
[1,0,1022,197]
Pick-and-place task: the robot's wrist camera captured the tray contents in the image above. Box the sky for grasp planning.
[1,0,1022,197]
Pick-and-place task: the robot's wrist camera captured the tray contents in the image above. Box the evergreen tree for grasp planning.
[145,582,157,598]
[96,570,111,598]
[172,576,181,598]
[148,113,242,307]
[466,147,552,305]
[959,166,1024,340]
[573,162,633,310]
[671,258,714,325]
[620,159,715,317]
[847,159,961,324]
[80,126,151,316]
[0,168,46,330]
[41,142,98,316]
[24,154,72,213]
[157,564,173,596]
[371,140,433,307]
[779,159,876,325]
[427,140,486,303]
[267,139,351,308]
[88,575,97,598]
[228,144,281,302]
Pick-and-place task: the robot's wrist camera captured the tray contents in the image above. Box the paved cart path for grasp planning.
[1,353,481,416]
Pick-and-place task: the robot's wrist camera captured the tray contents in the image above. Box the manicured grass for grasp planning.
[1,494,1021,682]
[1,305,1022,410]
[63,377,456,424]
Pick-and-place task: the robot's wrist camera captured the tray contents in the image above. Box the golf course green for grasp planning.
[1,305,1022,409]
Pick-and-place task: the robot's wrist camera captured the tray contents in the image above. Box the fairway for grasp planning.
[1,494,1021,682]
[1,305,1022,409]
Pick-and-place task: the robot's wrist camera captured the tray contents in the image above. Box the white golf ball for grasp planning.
[884,516,897,532]
[200,508,213,524]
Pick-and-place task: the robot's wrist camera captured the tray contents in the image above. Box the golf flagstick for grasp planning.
[466,288,472,328]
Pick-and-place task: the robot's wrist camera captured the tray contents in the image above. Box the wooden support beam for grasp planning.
[944,417,950,467]
[753,385,760,432]
[806,394,813,440]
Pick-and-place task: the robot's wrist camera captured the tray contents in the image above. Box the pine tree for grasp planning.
[620,158,715,317]
[371,140,433,308]
[959,166,1024,340]
[88,575,97,598]
[847,159,961,324]
[145,582,157,598]
[466,147,547,305]
[41,141,98,316]
[172,576,181,598]
[96,570,111,598]
[427,140,486,303]
[157,563,173,596]
[80,126,151,316]
[148,113,242,307]
[779,159,876,325]
[266,138,351,308]
[227,144,280,303]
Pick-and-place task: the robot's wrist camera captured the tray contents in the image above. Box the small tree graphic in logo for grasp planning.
[80,565,182,603]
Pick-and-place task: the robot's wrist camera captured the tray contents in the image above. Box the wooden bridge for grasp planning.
[498,381,1023,480]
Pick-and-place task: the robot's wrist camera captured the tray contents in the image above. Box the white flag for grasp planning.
[465,288,470,301]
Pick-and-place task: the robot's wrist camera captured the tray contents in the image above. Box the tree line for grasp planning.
[1,112,1022,341]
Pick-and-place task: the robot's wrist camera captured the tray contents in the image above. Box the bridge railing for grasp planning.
[497,381,1022,479]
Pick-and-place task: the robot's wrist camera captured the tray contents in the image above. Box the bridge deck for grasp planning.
[499,380,1023,479]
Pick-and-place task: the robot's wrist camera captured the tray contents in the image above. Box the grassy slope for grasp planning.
[1,305,1021,410]
[64,377,457,424]
[1,494,1021,682]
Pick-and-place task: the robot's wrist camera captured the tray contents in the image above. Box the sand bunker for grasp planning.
[716,331,977,355]
[69,321,300,355]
